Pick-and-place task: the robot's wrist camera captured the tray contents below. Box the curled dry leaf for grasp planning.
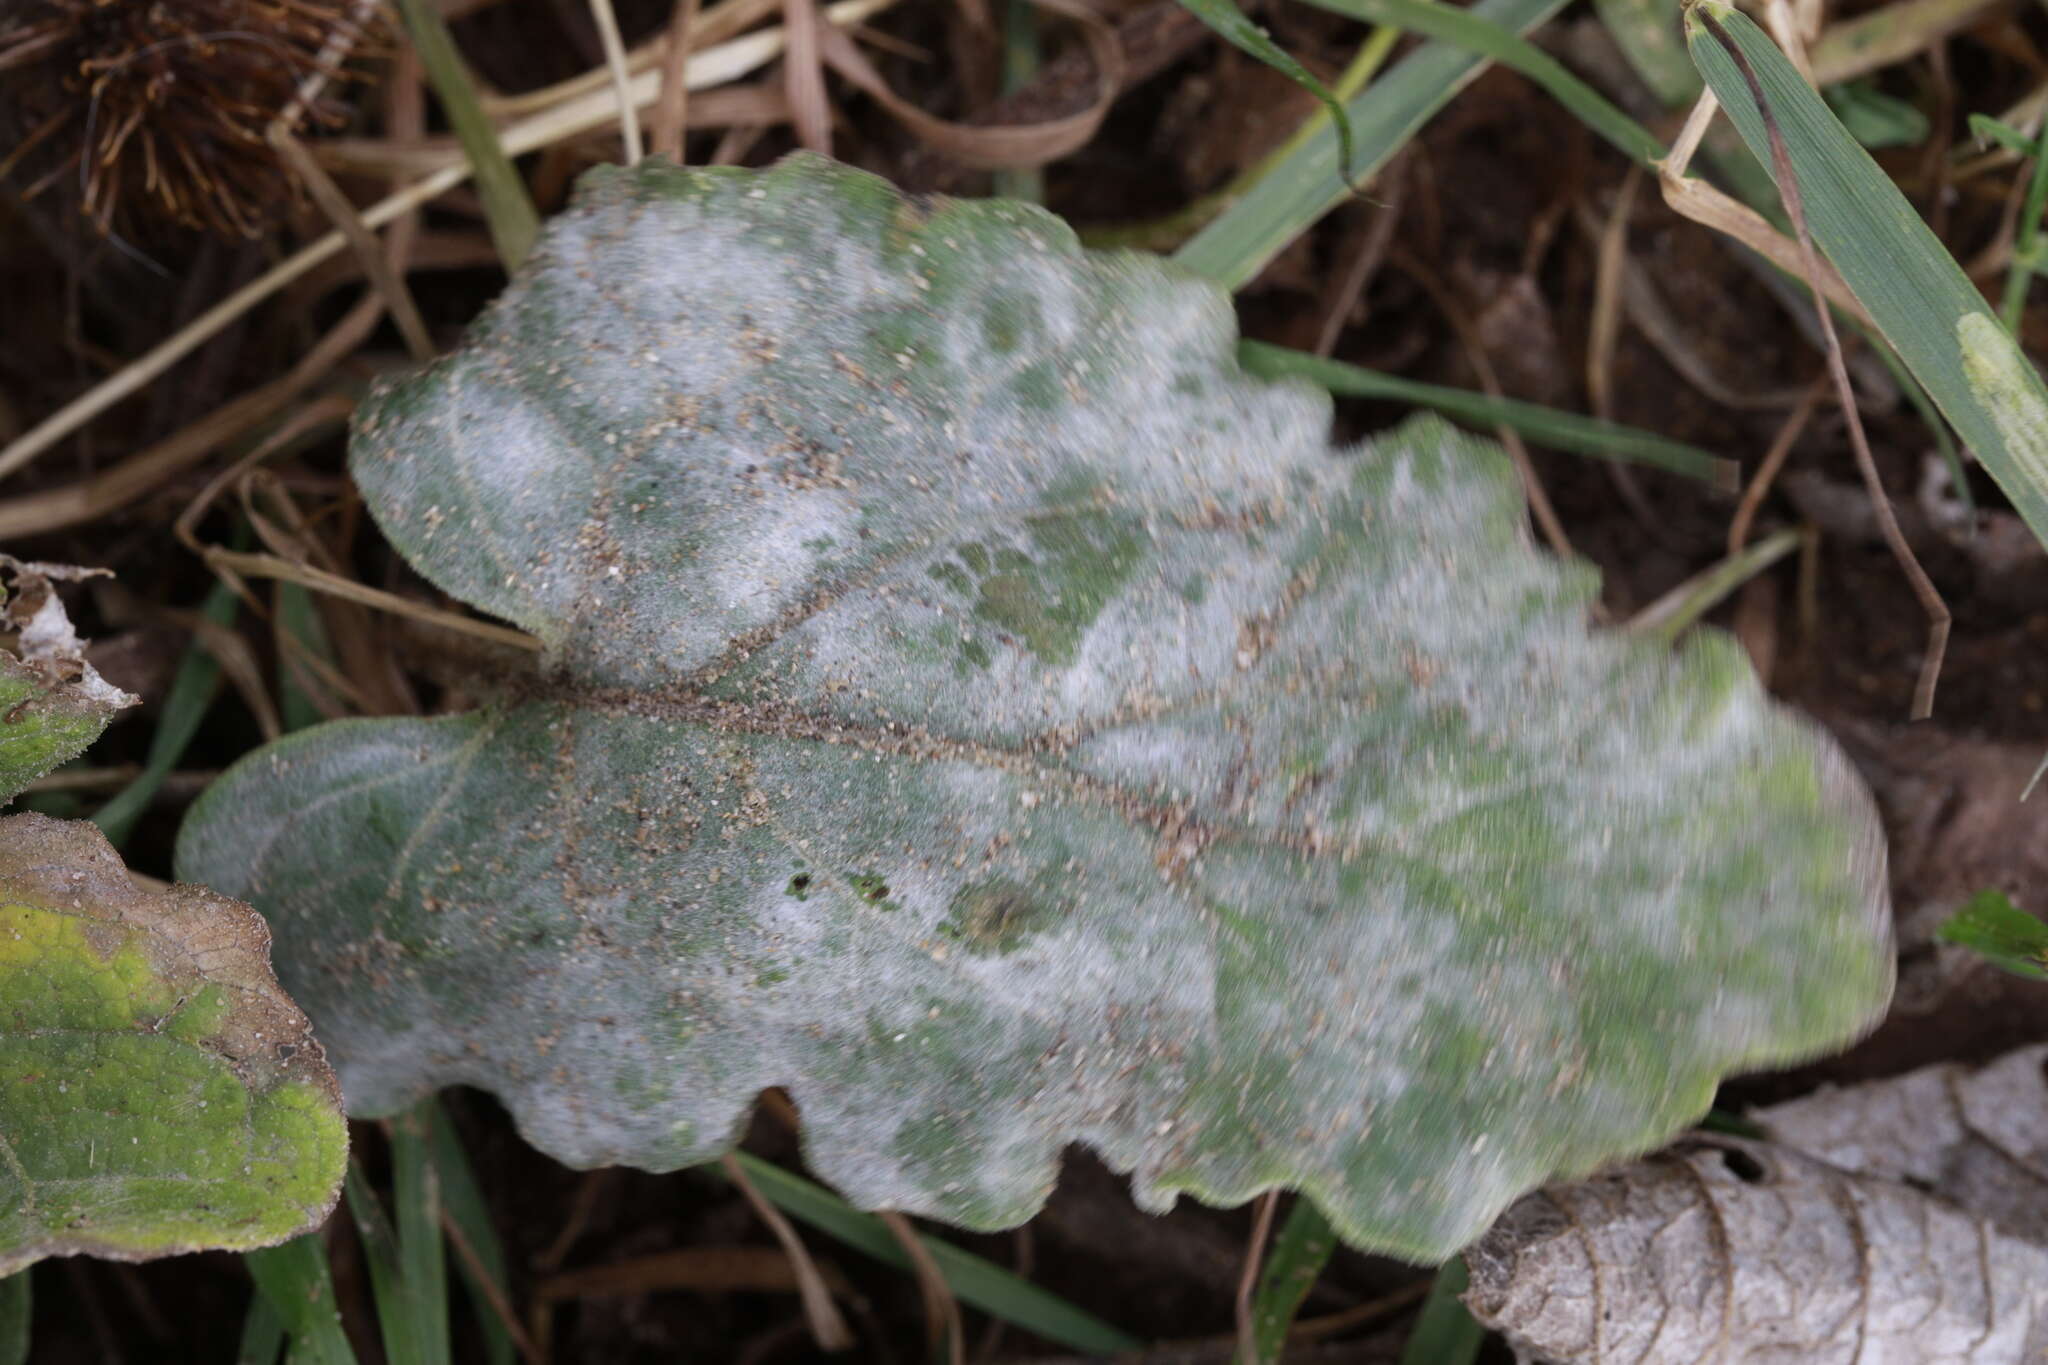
[1,566,346,1272]
[1756,1042,2048,1248]
[1465,1135,2048,1364]
[179,154,1891,1262]
[1,558,135,798]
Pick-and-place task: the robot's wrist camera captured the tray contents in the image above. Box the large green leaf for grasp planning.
[1,571,346,1274]
[177,154,1892,1262]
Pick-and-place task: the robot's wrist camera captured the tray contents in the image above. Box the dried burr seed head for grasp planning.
[0,0,377,241]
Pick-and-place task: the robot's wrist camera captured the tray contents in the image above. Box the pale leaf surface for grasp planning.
[178,154,1891,1260]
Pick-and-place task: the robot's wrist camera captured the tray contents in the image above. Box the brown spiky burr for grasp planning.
[0,0,379,241]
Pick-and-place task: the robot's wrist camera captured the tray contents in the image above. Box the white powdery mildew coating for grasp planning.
[451,379,594,632]
[177,155,1895,1261]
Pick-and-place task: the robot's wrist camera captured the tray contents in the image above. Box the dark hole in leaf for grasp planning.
[786,873,812,900]
[1720,1148,1768,1183]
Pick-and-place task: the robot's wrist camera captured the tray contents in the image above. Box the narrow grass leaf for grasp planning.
[0,1272,24,1365]
[1400,1260,1485,1365]
[237,1291,288,1365]
[992,0,1044,203]
[276,582,335,735]
[1239,341,1733,481]
[1999,111,2048,330]
[1689,3,2048,548]
[345,1165,424,1365]
[391,1108,452,1365]
[1935,889,2048,982]
[1593,0,1697,104]
[424,1102,518,1365]
[1236,1201,1337,1365]
[1081,26,1396,254]
[1293,0,1666,167]
[391,0,539,270]
[1969,113,2036,157]
[1174,0,1570,288]
[1822,81,1929,149]
[1172,0,1363,184]
[720,1153,1141,1355]
[91,577,238,847]
[245,1235,359,1365]
[1625,526,1802,641]
[1590,0,1966,494]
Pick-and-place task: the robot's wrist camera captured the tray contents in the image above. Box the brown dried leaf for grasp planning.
[1465,1135,2048,1363]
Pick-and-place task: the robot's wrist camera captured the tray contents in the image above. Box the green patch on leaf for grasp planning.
[178,155,1891,1263]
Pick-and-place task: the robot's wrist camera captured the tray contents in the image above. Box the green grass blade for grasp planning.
[1172,0,1363,183]
[2000,113,2048,330]
[391,1107,452,1365]
[392,0,538,270]
[992,0,1044,203]
[0,1272,26,1365]
[423,1102,517,1365]
[1236,1201,1337,1365]
[721,1153,1141,1355]
[1597,0,1966,492]
[1593,0,1698,103]
[1689,3,2048,548]
[1292,0,1666,166]
[1970,113,2036,157]
[1626,527,1802,641]
[1239,342,1735,481]
[1082,27,1397,254]
[246,1235,359,1365]
[91,577,240,847]
[1823,81,1929,149]
[1397,1260,1484,1365]
[1174,0,1571,288]
[1935,889,2048,981]
[237,1290,288,1365]
[345,1165,422,1365]
[277,582,336,735]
